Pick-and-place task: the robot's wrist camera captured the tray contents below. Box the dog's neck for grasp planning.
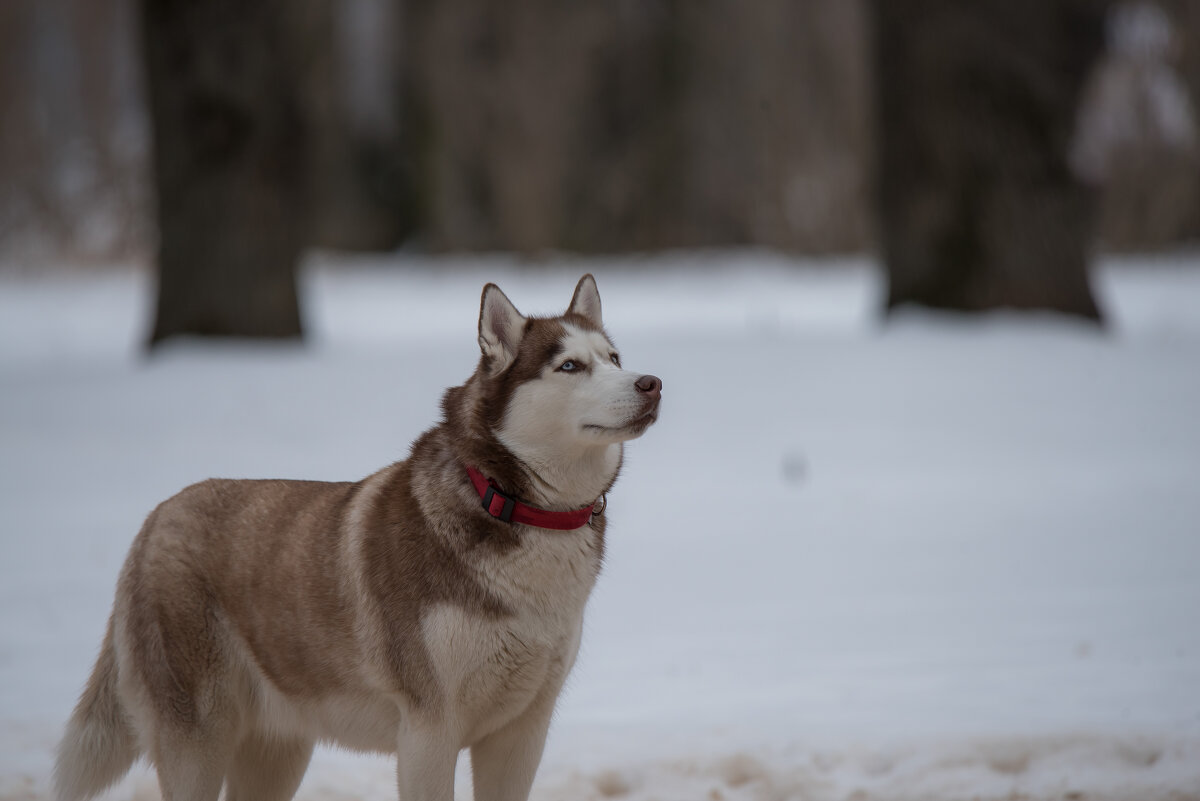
[508,442,623,511]
[441,380,622,512]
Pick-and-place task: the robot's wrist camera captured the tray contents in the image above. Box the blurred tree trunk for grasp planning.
[1151,0,1200,244]
[308,0,412,251]
[399,0,620,252]
[871,0,1109,321]
[142,0,309,345]
[0,1,74,251]
[678,0,873,251]
[399,0,872,254]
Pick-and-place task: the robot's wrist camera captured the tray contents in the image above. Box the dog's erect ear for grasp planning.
[568,274,602,328]
[479,283,526,373]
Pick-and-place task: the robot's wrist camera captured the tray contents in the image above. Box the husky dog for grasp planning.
[55,275,661,801]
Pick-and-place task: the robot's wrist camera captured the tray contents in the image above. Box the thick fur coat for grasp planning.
[55,275,661,801]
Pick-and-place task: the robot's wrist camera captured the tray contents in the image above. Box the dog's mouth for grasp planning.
[584,405,659,436]
[624,409,658,432]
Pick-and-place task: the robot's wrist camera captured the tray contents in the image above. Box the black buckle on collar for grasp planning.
[482,485,516,523]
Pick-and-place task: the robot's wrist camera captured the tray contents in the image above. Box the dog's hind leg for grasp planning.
[150,732,231,801]
[225,731,314,801]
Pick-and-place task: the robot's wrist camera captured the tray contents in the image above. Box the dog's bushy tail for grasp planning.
[55,619,139,801]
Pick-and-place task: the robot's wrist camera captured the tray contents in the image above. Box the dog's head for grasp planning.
[475,275,661,461]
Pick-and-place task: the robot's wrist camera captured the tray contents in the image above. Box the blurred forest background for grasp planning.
[1,0,1198,339]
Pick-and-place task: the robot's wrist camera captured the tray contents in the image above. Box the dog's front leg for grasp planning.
[469,684,560,801]
[395,717,458,801]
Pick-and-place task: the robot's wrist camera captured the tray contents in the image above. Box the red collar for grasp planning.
[466,466,596,530]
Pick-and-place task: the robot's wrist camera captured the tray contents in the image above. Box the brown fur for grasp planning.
[54,275,654,801]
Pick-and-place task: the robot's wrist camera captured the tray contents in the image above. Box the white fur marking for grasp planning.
[497,323,654,508]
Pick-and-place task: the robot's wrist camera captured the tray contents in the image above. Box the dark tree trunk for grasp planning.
[871,0,1109,321]
[142,0,308,346]
[307,0,413,251]
[398,0,873,254]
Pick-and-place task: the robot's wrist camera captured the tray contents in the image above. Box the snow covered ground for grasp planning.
[2,250,1199,800]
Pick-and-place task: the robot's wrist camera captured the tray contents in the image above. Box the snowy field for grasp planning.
[2,250,1199,801]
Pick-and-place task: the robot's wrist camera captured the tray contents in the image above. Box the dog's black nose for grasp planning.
[635,375,662,395]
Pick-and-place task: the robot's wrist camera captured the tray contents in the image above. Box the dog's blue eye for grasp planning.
[610,353,621,367]
[559,360,578,372]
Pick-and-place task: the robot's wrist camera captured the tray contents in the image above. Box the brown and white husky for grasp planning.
[55,275,661,801]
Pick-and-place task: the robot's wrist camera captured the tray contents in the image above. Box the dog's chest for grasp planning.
[423,528,600,743]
